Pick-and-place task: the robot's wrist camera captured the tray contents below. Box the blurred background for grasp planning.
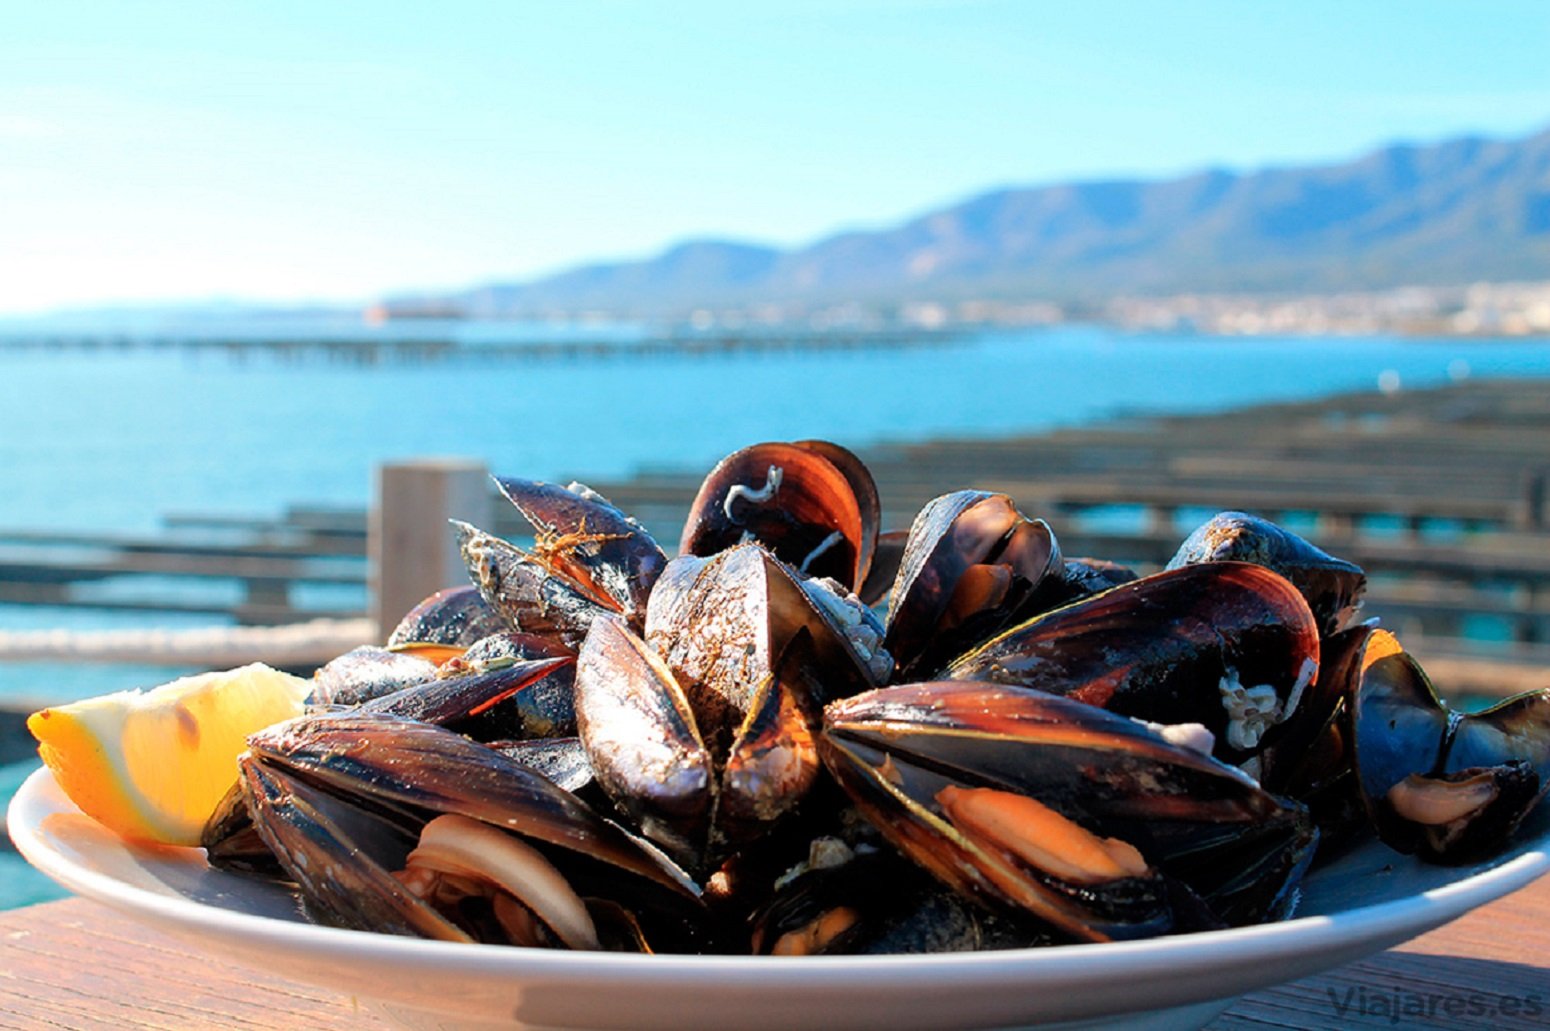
[2,2,1549,906]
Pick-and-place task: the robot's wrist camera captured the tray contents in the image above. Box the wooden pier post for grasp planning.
[1517,467,1549,531]
[371,459,491,643]
[1143,503,1177,536]
[1318,509,1358,539]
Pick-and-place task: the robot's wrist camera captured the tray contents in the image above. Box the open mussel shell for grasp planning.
[245,762,630,950]
[241,759,473,941]
[455,520,611,653]
[946,562,1321,764]
[1261,625,1401,796]
[1258,624,1402,855]
[387,585,508,650]
[234,713,711,951]
[749,846,1048,955]
[1352,650,1447,812]
[791,439,882,583]
[1448,688,1550,785]
[246,713,699,901]
[1354,649,1550,862]
[884,491,1065,679]
[821,682,1315,941]
[679,441,879,592]
[1168,512,1366,637]
[492,477,666,628]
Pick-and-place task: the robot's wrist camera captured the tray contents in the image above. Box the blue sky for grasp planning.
[3,1,1548,313]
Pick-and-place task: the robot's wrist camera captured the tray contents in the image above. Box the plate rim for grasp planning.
[10,763,1550,985]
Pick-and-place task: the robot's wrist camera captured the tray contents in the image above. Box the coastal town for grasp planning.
[1100,279,1550,337]
[657,279,1550,338]
[360,279,1550,340]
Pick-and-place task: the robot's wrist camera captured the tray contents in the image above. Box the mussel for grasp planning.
[946,562,1321,763]
[308,645,442,707]
[493,477,667,630]
[1256,622,1400,855]
[453,479,668,652]
[679,440,880,594]
[387,585,509,650]
[821,681,1315,942]
[575,545,888,869]
[749,841,1046,955]
[1353,646,1550,863]
[361,654,578,740]
[1168,512,1366,637]
[231,712,702,950]
[884,490,1066,679]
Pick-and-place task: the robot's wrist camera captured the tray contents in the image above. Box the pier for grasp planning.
[0,326,966,364]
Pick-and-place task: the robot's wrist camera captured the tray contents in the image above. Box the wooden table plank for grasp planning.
[1206,872,1550,1030]
[0,874,1545,1029]
[0,902,370,1030]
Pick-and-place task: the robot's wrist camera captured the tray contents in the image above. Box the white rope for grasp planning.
[0,618,373,667]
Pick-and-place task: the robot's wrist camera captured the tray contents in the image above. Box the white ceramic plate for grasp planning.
[10,767,1550,1031]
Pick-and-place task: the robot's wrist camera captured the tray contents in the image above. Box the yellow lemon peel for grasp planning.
[27,663,309,846]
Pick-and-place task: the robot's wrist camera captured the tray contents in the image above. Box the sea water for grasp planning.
[5,324,1550,534]
[4,323,1550,908]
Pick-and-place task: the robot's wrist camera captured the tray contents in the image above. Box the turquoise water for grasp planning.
[1,761,60,909]
[5,325,1550,534]
[4,323,1550,908]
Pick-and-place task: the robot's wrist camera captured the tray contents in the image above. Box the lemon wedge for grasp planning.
[27,663,309,846]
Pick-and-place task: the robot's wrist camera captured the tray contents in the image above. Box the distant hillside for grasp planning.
[443,126,1550,315]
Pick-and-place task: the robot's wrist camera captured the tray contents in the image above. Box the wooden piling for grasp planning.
[370,459,490,643]
[1519,467,1550,531]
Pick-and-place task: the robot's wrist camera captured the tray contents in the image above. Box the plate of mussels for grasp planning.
[12,440,1550,1031]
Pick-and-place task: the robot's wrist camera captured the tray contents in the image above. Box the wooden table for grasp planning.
[1,877,1547,1030]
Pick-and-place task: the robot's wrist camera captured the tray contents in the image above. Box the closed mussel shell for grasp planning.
[946,562,1321,764]
[387,585,509,650]
[309,645,440,708]
[1168,512,1366,637]
[361,654,577,740]
[574,612,714,861]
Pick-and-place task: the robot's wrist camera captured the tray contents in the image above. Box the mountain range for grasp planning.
[433,126,1550,316]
